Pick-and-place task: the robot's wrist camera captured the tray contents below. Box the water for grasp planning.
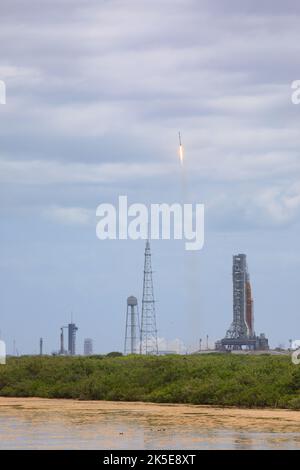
[0,398,299,449]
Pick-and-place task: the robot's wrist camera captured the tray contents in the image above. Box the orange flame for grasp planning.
[179,145,184,166]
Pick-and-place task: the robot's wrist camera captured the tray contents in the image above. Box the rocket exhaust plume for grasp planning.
[177,131,201,349]
[178,131,186,199]
[178,131,184,166]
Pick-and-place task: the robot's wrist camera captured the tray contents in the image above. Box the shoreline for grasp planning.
[1,397,300,433]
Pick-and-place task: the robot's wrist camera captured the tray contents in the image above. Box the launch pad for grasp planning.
[216,333,269,351]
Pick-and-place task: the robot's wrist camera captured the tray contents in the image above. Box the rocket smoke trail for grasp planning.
[178,131,187,202]
[177,131,202,351]
[178,131,184,167]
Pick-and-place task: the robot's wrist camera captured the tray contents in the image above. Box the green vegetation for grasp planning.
[0,354,300,409]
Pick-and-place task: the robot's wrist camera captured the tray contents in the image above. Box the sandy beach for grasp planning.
[0,397,299,433]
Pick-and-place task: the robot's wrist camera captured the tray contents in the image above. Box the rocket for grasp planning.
[178,131,184,165]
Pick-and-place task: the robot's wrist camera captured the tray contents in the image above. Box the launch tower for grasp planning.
[140,240,158,355]
[216,254,269,351]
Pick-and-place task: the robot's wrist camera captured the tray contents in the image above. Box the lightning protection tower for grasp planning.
[124,296,140,354]
[140,240,158,355]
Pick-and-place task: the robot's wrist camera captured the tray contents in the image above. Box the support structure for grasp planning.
[124,296,140,355]
[68,323,78,356]
[216,254,269,351]
[60,326,67,355]
[84,338,93,356]
[226,254,249,340]
[140,240,158,355]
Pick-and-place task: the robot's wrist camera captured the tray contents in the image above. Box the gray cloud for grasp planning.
[1,0,300,229]
[1,1,300,353]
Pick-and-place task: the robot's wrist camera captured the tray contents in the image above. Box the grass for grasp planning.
[0,354,300,409]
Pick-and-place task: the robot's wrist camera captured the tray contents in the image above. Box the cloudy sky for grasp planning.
[1,0,300,354]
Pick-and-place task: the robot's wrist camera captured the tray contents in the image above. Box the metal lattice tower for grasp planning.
[226,254,249,339]
[140,240,158,355]
[124,296,140,355]
[216,253,269,352]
